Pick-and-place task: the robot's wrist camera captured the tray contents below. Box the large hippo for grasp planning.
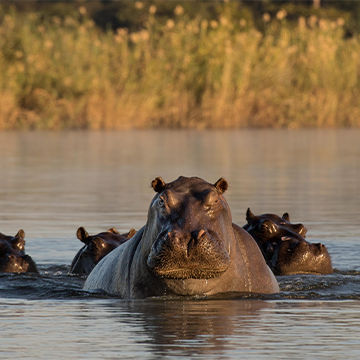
[243,208,332,275]
[84,176,279,298]
[70,227,136,275]
[0,229,38,273]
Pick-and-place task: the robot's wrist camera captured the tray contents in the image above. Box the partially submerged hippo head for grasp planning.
[70,227,136,275]
[84,176,279,298]
[0,230,38,273]
[146,176,231,281]
[243,208,332,275]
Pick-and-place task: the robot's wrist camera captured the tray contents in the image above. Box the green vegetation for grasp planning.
[1,2,360,129]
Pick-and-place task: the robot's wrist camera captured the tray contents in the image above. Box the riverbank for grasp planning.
[1,5,359,130]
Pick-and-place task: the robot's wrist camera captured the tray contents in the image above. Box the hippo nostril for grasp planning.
[166,231,183,248]
[197,229,206,238]
[187,237,196,255]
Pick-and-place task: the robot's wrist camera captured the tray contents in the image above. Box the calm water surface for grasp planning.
[0,130,359,359]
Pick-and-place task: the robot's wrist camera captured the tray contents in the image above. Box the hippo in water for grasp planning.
[70,227,136,275]
[243,208,332,275]
[84,176,279,298]
[0,229,38,273]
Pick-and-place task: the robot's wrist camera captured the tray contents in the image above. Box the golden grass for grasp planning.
[0,6,360,130]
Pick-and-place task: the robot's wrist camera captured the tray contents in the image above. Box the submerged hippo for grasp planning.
[70,227,136,275]
[243,208,332,275]
[0,230,38,273]
[84,176,279,298]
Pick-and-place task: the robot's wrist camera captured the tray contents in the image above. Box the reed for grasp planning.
[0,5,359,130]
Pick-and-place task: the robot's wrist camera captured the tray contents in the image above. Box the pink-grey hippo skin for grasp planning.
[0,230,38,273]
[243,208,332,275]
[83,176,279,298]
[70,227,136,275]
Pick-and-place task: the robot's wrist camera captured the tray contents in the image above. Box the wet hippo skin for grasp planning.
[84,176,279,298]
[243,208,333,275]
[0,229,38,273]
[70,227,136,275]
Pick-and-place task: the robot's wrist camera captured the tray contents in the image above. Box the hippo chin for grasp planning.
[0,230,38,273]
[70,227,136,275]
[84,176,279,298]
[243,208,332,275]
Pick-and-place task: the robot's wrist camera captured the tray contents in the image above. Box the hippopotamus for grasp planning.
[84,176,279,298]
[70,227,136,275]
[0,229,38,273]
[243,208,332,275]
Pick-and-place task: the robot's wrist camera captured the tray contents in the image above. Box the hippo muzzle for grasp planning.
[147,228,231,280]
[275,238,332,275]
[0,254,38,273]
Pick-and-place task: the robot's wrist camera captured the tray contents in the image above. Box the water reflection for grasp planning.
[107,299,272,357]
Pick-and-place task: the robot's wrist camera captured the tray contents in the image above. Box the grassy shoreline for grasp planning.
[1,5,360,130]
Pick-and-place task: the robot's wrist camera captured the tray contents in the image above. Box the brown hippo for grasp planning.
[84,176,279,298]
[243,208,332,275]
[70,227,136,275]
[0,229,38,273]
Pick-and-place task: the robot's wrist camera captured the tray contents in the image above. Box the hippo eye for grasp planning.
[203,190,219,208]
[260,221,277,234]
[158,197,165,208]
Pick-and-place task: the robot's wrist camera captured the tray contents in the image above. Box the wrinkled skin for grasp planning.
[0,230,38,273]
[84,176,279,298]
[70,227,136,275]
[243,208,333,275]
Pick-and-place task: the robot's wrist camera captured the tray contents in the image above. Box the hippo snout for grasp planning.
[158,229,213,257]
[2,254,26,272]
[313,242,327,255]
[147,228,231,280]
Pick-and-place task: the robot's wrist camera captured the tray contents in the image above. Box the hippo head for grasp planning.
[243,208,307,247]
[275,237,332,275]
[243,208,332,275]
[146,176,232,286]
[70,227,136,275]
[0,230,38,273]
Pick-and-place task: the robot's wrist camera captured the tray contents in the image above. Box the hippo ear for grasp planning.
[151,177,166,193]
[282,213,290,222]
[246,208,256,224]
[214,178,228,195]
[108,227,120,235]
[126,228,137,239]
[76,227,89,243]
[15,229,25,239]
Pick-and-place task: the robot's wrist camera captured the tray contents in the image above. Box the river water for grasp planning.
[0,130,359,359]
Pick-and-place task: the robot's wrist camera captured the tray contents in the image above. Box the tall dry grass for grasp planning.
[0,5,359,130]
